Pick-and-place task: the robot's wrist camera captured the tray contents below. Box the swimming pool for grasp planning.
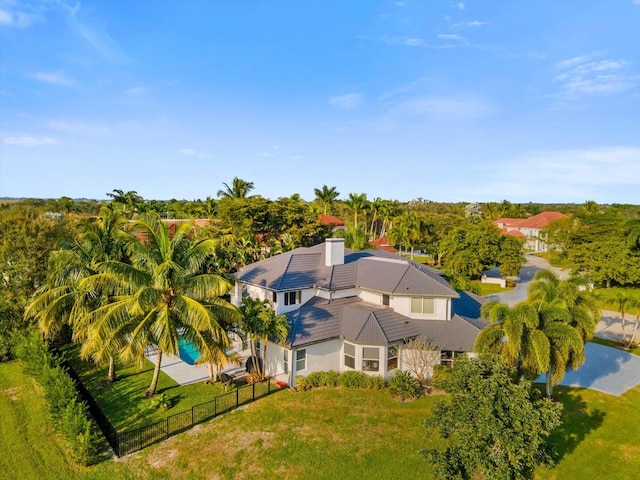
[178,337,200,365]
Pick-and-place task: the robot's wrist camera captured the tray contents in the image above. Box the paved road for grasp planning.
[485,254,570,305]
[537,342,640,396]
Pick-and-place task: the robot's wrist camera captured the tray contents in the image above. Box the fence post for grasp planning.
[268,378,271,394]
[191,406,194,427]
[214,396,217,417]
[253,382,255,400]
[236,388,239,408]
[166,417,169,439]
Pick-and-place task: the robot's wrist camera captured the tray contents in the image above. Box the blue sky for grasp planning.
[1,0,639,204]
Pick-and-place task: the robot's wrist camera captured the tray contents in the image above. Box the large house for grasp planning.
[231,238,487,387]
[494,212,567,252]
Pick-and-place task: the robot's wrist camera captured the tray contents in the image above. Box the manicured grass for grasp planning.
[0,360,134,480]
[593,286,640,311]
[537,384,640,480]
[532,251,565,266]
[61,344,232,430]
[4,356,639,480]
[472,280,514,296]
[591,337,640,356]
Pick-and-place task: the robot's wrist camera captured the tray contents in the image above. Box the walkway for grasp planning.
[146,345,251,386]
[537,342,640,396]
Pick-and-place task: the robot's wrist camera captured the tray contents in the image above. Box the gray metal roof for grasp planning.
[235,241,458,297]
[286,292,486,349]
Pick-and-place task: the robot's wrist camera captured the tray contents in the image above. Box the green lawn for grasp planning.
[593,286,640,311]
[60,344,233,430]
[472,280,514,296]
[3,358,640,480]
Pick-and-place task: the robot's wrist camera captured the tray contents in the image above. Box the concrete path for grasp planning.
[485,253,570,306]
[537,342,640,396]
[146,345,251,386]
[596,309,638,344]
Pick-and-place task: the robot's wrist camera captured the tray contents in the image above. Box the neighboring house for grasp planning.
[319,214,346,232]
[231,238,487,387]
[369,236,399,253]
[494,212,567,252]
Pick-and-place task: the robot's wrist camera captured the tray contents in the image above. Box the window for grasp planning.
[382,294,390,306]
[344,342,355,369]
[272,291,277,303]
[296,349,306,371]
[362,347,380,372]
[284,291,301,306]
[283,349,289,374]
[411,297,435,314]
[387,345,398,371]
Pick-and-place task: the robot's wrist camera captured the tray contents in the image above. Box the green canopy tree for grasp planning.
[423,355,562,480]
[80,213,240,397]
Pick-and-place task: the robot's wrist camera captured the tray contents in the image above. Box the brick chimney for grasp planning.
[325,238,345,266]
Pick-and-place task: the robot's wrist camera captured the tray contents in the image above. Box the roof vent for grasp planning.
[325,238,345,267]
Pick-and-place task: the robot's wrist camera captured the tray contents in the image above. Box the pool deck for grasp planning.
[146,345,252,386]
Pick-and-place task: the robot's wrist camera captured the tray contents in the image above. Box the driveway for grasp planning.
[537,342,640,396]
[485,254,570,305]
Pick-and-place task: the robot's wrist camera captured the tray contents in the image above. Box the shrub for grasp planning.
[337,371,371,389]
[387,370,419,401]
[367,375,386,390]
[246,372,262,384]
[320,370,339,387]
[150,392,172,411]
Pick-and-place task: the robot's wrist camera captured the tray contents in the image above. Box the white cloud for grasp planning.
[66,3,127,64]
[4,136,59,147]
[330,93,366,110]
[455,2,465,10]
[124,87,145,96]
[396,1,406,6]
[32,72,77,87]
[379,35,454,49]
[388,94,495,121]
[179,148,211,159]
[467,20,488,27]
[554,53,638,98]
[467,147,640,202]
[438,33,464,41]
[0,4,40,28]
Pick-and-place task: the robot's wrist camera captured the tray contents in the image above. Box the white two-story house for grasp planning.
[231,238,487,387]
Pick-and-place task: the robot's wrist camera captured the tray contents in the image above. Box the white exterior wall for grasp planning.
[263,343,289,382]
[291,339,341,387]
[245,284,272,303]
[332,288,360,300]
[358,290,382,305]
[393,296,450,321]
[275,288,316,315]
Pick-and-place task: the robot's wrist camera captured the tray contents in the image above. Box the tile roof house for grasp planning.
[232,238,487,387]
[495,212,567,252]
[318,214,346,232]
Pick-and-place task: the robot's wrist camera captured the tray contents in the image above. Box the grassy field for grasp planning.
[593,286,640,311]
[3,358,640,480]
[471,280,515,296]
[61,344,232,430]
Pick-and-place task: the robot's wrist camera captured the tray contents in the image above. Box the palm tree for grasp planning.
[106,189,143,217]
[196,330,241,384]
[239,297,266,375]
[314,185,339,215]
[217,177,255,199]
[333,223,368,250]
[388,221,410,257]
[24,206,127,382]
[626,295,640,348]
[368,197,383,239]
[345,193,368,228]
[257,307,289,379]
[80,213,240,397]
[378,199,401,239]
[613,292,631,344]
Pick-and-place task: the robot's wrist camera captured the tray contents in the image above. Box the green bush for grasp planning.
[367,375,386,390]
[337,371,371,389]
[387,370,419,401]
[320,370,339,387]
[14,334,100,465]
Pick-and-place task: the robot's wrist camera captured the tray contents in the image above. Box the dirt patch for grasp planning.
[1,386,23,401]
[146,446,179,469]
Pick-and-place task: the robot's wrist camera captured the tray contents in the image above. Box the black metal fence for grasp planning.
[60,356,273,457]
[114,380,272,456]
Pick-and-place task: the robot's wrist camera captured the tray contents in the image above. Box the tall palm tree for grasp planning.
[626,295,640,348]
[613,292,631,344]
[81,213,240,397]
[217,177,255,199]
[345,193,368,228]
[368,197,383,239]
[24,207,127,382]
[240,297,268,374]
[388,221,410,257]
[196,330,241,384]
[257,307,289,379]
[378,199,401,239]
[313,185,339,215]
[106,189,144,218]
